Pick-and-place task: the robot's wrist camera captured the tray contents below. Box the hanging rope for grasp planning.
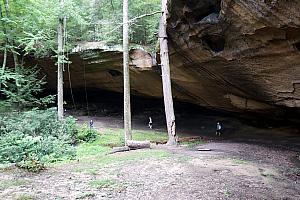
[63,17,77,110]
[83,61,90,116]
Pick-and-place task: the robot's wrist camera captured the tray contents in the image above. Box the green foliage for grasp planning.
[89,179,116,189]
[232,158,248,165]
[76,128,168,159]
[52,128,170,174]
[0,108,77,172]
[96,129,125,147]
[0,69,20,99]
[0,66,54,111]
[132,129,168,142]
[17,154,45,173]
[0,0,89,57]
[76,124,99,143]
[88,0,160,47]
[0,0,161,58]
[15,194,36,200]
[76,192,96,199]
[87,128,168,148]
[180,140,204,148]
[0,179,28,190]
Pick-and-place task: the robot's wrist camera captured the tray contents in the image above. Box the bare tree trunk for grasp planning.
[123,0,132,144]
[0,3,5,92]
[57,0,64,120]
[1,0,9,72]
[2,0,21,110]
[0,2,7,90]
[0,3,7,73]
[2,49,7,71]
[3,0,16,70]
[159,0,177,145]
[12,52,21,111]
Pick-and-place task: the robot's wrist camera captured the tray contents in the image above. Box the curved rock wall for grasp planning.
[24,1,300,115]
[167,0,300,112]
[37,42,189,102]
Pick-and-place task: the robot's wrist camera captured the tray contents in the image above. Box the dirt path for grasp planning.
[1,114,300,200]
[1,141,299,200]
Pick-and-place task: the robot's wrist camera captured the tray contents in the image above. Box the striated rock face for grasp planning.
[167,0,300,112]
[37,1,300,115]
[38,42,188,101]
[39,43,159,97]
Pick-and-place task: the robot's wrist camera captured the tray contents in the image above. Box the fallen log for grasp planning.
[126,140,151,149]
[107,146,130,154]
[107,140,151,154]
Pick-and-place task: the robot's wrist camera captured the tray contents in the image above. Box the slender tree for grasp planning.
[2,0,12,69]
[123,0,132,144]
[0,2,7,92]
[2,0,21,111]
[159,0,177,145]
[57,0,64,120]
[0,2,7,73]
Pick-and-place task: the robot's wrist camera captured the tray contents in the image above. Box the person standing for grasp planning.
[148,117,153,129]
[89,119,94,129]
[216,122,222,136]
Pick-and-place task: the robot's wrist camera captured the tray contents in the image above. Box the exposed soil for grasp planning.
[1,109,300,200]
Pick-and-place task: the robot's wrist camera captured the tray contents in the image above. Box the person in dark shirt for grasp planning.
[89,119,94,129]
[148,117,153,129]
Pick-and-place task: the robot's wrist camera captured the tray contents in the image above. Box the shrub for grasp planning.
[0,66,54,112]
[0,108,77,172]
[17,154,45,173]
[76,124,99,143]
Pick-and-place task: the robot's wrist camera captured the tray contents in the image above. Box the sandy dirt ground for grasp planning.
[0,141,299,200]
[1,110,300,200]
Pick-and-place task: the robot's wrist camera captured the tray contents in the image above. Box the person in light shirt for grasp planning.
[216,122,222,136]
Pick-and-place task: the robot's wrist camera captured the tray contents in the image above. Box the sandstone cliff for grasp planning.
[167,0,300,113]
[35,0,300,114]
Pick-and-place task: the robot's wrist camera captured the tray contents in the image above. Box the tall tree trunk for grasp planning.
[0,3,7,73]
[57,0,64,120]
[159,0,177,145]
[1,0,10,71]
[13,52,21,111]
[3,0,17,69]
[0,2,6,92]
[3,0,16,69]
[2,0,21,110]
[123,0,132,144]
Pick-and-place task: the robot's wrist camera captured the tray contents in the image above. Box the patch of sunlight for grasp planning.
[231,158,248,165]
[73,149,171,173]
[95,128,168,148]
[55,128,170,170]
[15,194,35,200]
[180,140,204,148]
[89,179,116,189]
[0,179,28,190]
